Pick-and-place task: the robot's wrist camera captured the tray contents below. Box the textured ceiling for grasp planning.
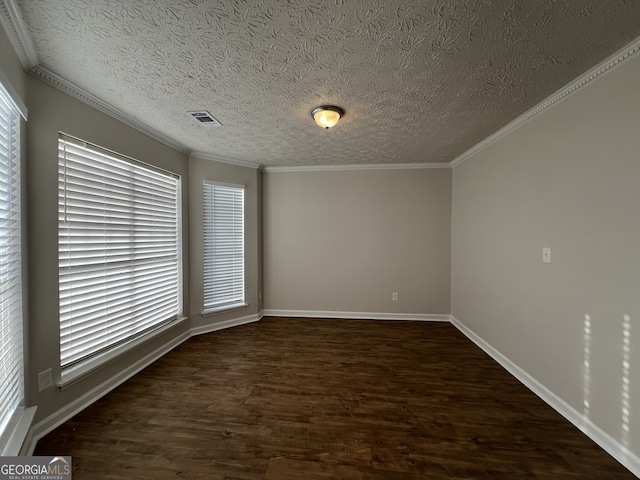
[14,0,640,167]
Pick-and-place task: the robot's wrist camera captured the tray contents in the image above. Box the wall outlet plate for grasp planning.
[38,368,53,392]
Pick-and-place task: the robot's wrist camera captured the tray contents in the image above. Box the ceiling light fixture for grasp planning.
[311,105,344,129]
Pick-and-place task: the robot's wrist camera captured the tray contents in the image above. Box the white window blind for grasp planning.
[58,134,181,368]
[0,83,23,439]
[203,181,245,313]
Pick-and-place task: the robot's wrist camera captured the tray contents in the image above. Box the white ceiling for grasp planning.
[9,0,640,167]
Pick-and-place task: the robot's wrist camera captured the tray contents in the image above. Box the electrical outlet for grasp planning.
[38,369,53,392]
[392,292,399,301]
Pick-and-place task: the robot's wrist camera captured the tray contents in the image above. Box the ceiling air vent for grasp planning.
[187,110,222,126]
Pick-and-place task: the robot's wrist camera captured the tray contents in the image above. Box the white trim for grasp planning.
[201,303,248,317]
[29,66,190,155]
[24,310,264,455]
[0,0,38,69]
[450,315,640,478]
[264,162,451,173]
[191,312,262,336]
[190,151,262,169]
[262,309,450,322]
[21,329,191,455]
[4,0,640,173]
[0,406,36,456]
[451,35,640,168]
[203,179,246,190]
[20,308,640,476]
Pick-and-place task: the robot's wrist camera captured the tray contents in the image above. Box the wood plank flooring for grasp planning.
[34,317,635,479]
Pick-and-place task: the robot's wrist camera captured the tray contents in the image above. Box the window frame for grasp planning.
[57,134,184,385]
[0,73,34,456]
[202,180,246,315]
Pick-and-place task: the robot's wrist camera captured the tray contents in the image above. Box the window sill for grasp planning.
[57,316,188,391]
[0,406,37,456]
[201,303,248,317]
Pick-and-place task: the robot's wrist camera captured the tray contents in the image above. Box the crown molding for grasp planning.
[0,0,38,69]
[451,35,640,168]
[1,0,190,155]
[264,162,451,173]
[189,151,262,169]
[30,66,190,155]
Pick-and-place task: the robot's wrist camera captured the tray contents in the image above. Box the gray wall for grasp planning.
[188,157,262,330]
[6,10,638,464]
[0,27,26,101]
[25,76,191,423]
[264,168,452,315]
[1,23,265,431]
[451,55,640,455]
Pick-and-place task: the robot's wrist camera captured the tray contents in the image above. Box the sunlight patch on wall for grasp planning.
[621,314,632,446]
[582,314,592,418]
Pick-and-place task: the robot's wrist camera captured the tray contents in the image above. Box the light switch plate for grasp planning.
[542,247,551,264]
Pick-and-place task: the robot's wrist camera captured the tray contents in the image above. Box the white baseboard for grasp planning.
[24,311,265,455]
[22,308,639,477]
[262,309,450,322]
[21,329,191,455]
[190,312,262,336]
[450,315,640,478]
[1,406,37,456]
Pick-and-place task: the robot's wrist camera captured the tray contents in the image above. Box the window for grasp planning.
[58,134,181,371]
[0,80,24,445]
[203,181,245,313]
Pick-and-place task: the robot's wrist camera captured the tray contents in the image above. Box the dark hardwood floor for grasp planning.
[35,317,635,479]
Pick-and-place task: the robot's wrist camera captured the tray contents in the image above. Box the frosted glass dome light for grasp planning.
[311,105,344,129]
